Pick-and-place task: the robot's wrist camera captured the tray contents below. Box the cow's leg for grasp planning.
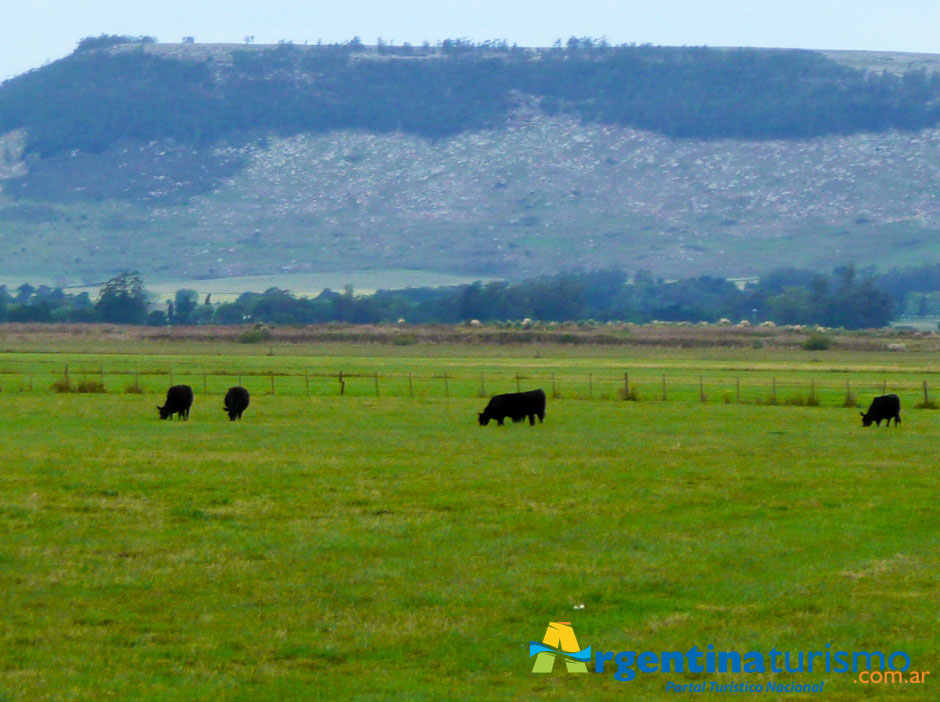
[528,413,535,426]
[497,417,504,426]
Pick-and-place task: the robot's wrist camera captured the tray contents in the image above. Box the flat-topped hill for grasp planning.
[3,39,940,286]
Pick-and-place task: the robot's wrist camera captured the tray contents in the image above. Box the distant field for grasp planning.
[0,270,497,304]
[139,270,498,301]
[0,338,938,700]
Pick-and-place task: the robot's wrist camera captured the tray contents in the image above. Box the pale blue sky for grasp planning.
[4,0,940,81]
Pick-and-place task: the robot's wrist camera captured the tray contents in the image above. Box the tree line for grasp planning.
[3,38,940,161]
[0,266,902,329]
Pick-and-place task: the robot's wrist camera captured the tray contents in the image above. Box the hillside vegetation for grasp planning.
[4,39,940,284]
[4,39,940,156]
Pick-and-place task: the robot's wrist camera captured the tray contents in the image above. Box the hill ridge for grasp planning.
[3,42,940,285]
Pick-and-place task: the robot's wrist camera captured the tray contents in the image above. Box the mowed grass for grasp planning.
[0,351,939,699]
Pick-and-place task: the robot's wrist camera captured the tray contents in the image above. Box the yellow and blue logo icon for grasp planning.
[530,622,592,674]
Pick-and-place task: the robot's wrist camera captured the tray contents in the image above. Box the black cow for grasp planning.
[223,386,250,421]
[479,389,546,426]
[861,394,901,427]
[157,384,194,420]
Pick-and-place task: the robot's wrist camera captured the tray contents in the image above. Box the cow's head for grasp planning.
[223,404,237,421]
[157,404,171,420]
[860,411,873,427]
[478,412,491,426]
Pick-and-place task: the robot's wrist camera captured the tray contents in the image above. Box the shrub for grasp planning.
[392,333,417,346]
[240,323,272,343]
[618,387,640,401]
[51,379,106,393]
[76,380,106,393]
[914,400,940,409]
[803,333,832,350]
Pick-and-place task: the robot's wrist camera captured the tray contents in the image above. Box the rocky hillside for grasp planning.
[2,39,940,287]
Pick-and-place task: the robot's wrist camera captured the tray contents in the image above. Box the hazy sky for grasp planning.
[4,0,940,81]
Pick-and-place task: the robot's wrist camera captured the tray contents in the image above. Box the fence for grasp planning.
[0,361,938,409]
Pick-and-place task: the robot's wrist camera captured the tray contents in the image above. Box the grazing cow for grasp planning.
[478,389,546,426]
[861,394,901,427]
[223,386,250,421]
[157,384,194,420]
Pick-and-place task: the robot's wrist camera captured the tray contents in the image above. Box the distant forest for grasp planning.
[3,36,940,158]
[0,265,911,329]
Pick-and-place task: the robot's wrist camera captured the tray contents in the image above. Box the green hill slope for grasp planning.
[3,40,940,286]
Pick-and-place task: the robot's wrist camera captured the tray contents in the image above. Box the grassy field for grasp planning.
[0,338,938,700]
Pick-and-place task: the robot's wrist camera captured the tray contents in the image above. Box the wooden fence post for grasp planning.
[551,372,557,398]
[65,364,70,387]
[480,372,486,397]
[623,372,629,399]
[588,373,593,398]
[374,371,380,396]
[661,373,667,401]
[305,370,310,396]
[408,372,414,397]
[270,372,275,395]
[736,377,741,403]
[923,380,930,405]
[339,371,345,395]
[515,374,521,393]
[699,375,706,402]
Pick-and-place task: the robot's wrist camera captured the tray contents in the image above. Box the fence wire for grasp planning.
[0,361,936,408]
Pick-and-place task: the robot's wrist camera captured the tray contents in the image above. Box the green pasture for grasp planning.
[0,344,938,700]
[3,343,940,407]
